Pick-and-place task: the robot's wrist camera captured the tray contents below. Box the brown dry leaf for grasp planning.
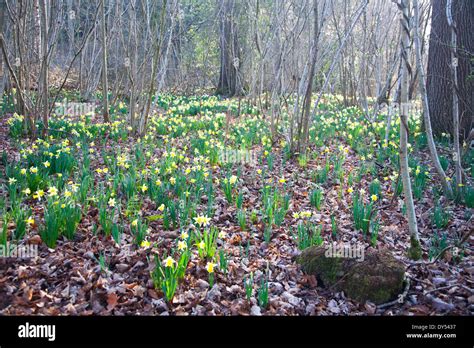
[302,274,318,287]
[148,289,160,299]
[107,292,118,311]
[230,234,242,245]
[23,287,33,302]
[28,235,42,245]
[18,266,29,279]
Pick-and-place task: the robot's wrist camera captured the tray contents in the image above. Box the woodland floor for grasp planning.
[0,100,473,316]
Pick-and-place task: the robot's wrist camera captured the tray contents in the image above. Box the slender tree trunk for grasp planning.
[100,0,110,123]
[446,0,462,186]
[139,0,167,135]
[297,0,319,155]
[398,0,421,260]
[39,0,48,136]
[0,0,5,98]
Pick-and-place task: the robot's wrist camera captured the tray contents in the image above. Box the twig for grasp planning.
[377,276,410,310]
[423,283,459,295]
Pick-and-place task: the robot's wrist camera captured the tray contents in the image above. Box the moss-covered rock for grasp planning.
[297,246,405,304]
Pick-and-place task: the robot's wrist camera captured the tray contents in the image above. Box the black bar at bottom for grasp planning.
[0,315,471,347]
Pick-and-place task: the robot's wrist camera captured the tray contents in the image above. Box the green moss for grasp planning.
[297,247,343,286]
[297,246,406,304]
[407,236,422,260]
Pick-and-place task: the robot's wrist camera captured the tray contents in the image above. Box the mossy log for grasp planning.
[297,246,405,304]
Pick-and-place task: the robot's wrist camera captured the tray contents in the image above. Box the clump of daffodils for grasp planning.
[194,215,211,227]
[292,211,312,219]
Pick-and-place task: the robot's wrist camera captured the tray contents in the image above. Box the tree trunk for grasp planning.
[0,0,5,98]
[297,0,319,155]
[100,0,110,123]
[217,0,241,96]
[39,0,49,136]
[413,0,452,197]
[398,0,421,260]
[426,0,473,140]
[446,0,462,186]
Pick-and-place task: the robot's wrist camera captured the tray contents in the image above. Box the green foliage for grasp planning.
[237,209,246,230]
[40,199,82,248]
[1,214,8,249]
[40,202,61,248]
[257,276,269,309]
[243,273,254,301]
[62,203,82,240]
[352,194,373,235]
[368,179,381,199]
[250,210,258,224]
[263,224,272,243]
[460,185,474,208]
[218,249,228,275]
[221,176,236,203]
[294,221,323,250]
[176,249,191,280]
[432,202,450,229]
[12,206,30,241]
[315,161,330,184]
[261,185,290,226]
[151,255,179,302]
[331,214,337,238]
[370,218,380,247]
[297,154,308,168]
[310,187,324,210]
[195,226,218,259]
[7,113,25,139]
[130,217,148,246]
[111,223,123,244]
[439,156,449,171]
[428,231,448,261]
[413,166,428,199]
[97,252,109,273]
[236,191,244,209]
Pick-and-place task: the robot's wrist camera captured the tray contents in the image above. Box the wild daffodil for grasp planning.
[206,262,216,273]
[140,240,151,248]
[194,215,211,227]
[33,189,45,200]
[164,256,175,268]
[177,240,187,251]
[48,186,58,197]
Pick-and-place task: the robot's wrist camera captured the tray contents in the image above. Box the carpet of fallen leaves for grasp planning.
[0,111,472,316]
